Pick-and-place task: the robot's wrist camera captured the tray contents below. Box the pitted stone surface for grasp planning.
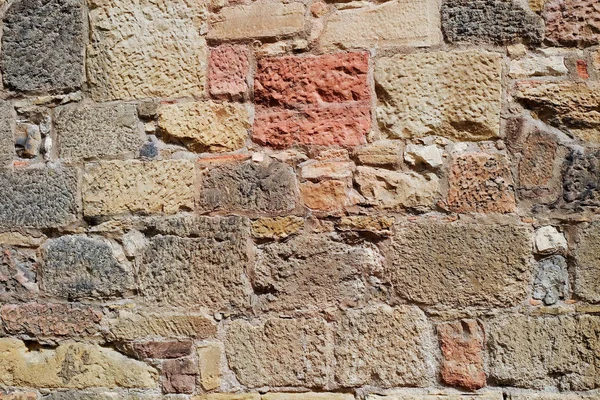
[545,0,600,47]
[563,150,600,209]
[108,311,216,341]
[573,222,600,303]
[0,248,38,302]
[532,255,569,305]
[208,45,250,100]
[0,102,15,166]
[2,0,85,92]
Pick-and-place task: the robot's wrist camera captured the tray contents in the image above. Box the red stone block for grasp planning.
[162,357,196,394]
[545,0,600,47]
[208,44,250,100]
[577,60,590,79]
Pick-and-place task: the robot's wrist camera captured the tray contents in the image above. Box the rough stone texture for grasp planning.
[532,255,569,305]
[0,393,36,400]
[509,54,568,78]
[334,305,434,387]
[368,395,503,400]
[251,216,304,239]
[41,393,165,400]
[42,235,134,301]
[0,338,157,388]
[208,45,250,100]
[0,102,15,167]
[0,247,38,302]
[224,317,330,388]
[337,216,395,233]
[573,222,600,303]
[107,311,216,341]
[56,103,142,160]
[354,167,439,210]
[518,130,560,189]
[446,153,516,213]
[563,150,600,209]
[376,51,502,140]
[157,101,249,153]
[544,0,600,47]
[487,314,600,390]
[137,216,251,311]
[534,226,568,255]
[194,395,260,400]
[319,0,441,50]
[508,393,600,400]
[383,221,531,308]
[87,0,207,101]
[161,358,195,394]
[0,167,78,229]
[438,320,486,391]
[197,343,221,390]
[207,1,305,40]
[263,395,354,400]
[2,0,84,92]
[0,303,102,338]
[253,235,382,312]
[352,141,403,167]
[198,161,297,214]
[300,180,348,213]
[83,160,195,216]
[441,0,544,44]
[117,340,193,360]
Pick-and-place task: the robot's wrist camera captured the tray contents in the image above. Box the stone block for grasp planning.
[251,216,305,239]
[208,45,250,100]
[573,222,600,303]
[107,311,216,341]
[544,0,600,47]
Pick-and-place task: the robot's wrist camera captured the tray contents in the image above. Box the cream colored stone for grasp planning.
[337,215,395,232]
[509,394,600,400]
[404,144,444,168]
[193,395,260,400]
[300,160,355,180]
[353,141,403,166]
[509,55,568,78]
[83,160,195,216]
[376,50,503,141]
[87,0,208,101]
[197,343,221,391]
[251,216,305,239]
[0,338,157,389]
[320,0,441,50]
[263,394,354,400]
[368,394,503,400]
[208,1,305,40]
[158,102,250,153]
[0,232,46,247]
[534,226,567,255]
[107,311,217,341]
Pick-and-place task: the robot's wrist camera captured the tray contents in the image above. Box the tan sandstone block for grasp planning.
[87,0,207,101]
[158,101,250,153]
[508,393,600,400]
[83,160,195,216]
[197,344,221,391]
[368,394,503,400]
[251,216,305,239]
[263,394,354,400]
[193,395,260,400]
[208,1,305,40]
[375,50,502,140]
[320,0,441,50]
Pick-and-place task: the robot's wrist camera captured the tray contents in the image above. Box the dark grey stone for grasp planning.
[42,235,134,300]
[2,0,85,92]
[441,0,543,44]
[139,141,158,159]
[533,255,569,305]
[0,166,78,228]
[563,149,600,209]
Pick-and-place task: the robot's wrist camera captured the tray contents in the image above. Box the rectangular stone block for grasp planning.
[193,395,260,400]
[208,44,251,100]
[544,0,600,47]
[375,50,502,140]
[56,103,143,160]
[0,102,15,167]
[197,343,221,390]
[87,0,207,101]
[573,222,600,303]
[0,166,78,229]
[0,247,38,303]
[83,160,195,216]
[263,394,354,400]
[207,1,305,40]
[367,394,503,400]
[508,393,600,400]
[319,0,441,50]
[381,220,532,308]
[118,340,193,360]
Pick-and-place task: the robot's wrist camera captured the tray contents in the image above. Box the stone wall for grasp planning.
[0,0,599,399]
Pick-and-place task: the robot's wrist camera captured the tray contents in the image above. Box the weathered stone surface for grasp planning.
[193,395,260,400]
[509,54,568,78]
[251,216,304,239]
[207,1,305,40]
[41,392,165,400]
[354,166,439,210]
[224,317,329,388]
[83,160,195,216]
[300,160,354,181]
[368,394,502,400]
[0,102,15,167]
[337,215,395,233]
[446,153,516,213]
[383,220,531,308]
[0,338,157,388]
[263,395,354,400]
[197,343,221,391]
[405,144,444,169]
[563,150,600,209]
[208,45,250,100]
[0,248,38,302]
[438,320,486,391]
[300,180,348,213]
[573,222,600,303]
[0,167,78,229]
[515,81,600,144]
[42,235,134,301]
[198,161,297,214]
[375,51,502,140]
[441,0,543,44]
[544,0,600,47]
[161,358,195,394]
[254,235,381,312]
[534,226,567,255]
[87,0,207,101]
[0,393,37,400]
[518,130,561,189]
[532,255,569,305]
[1,303,102,338]
[117,340,193,360]
[2,0,84,92]
[508,393,600,400]
[352,141,402,167]
[138,216,251,311]
[157,101,249,153]
[334,305,434,387]
[319,0,441,50]
[56,103,142,160]
[107,311,216,341]
[487,314,600,390]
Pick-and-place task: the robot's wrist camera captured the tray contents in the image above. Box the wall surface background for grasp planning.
[0,0,599,399]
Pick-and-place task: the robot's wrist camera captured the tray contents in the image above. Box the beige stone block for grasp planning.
[197,343,221,391]
[263,394,354,400]
[107,311,217,341]
[251,216,305,239]
[367,393,503,400]
[193,395,260,400]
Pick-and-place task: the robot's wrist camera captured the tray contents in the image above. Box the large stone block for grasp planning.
[334,305,434,387]
[56,103,142,160]
[573,222,600,303]
[83,160,195,216]
[382,220,532,308]
[263,395,354,400]
[319,0,441,50]
[42,235,134,300]
[563,150,600,210]
[0,247,38,302]
[42,393,166,400]
[507,393,600,400]
[254,235,382,312]
[0,102,15,167]
[487,315,600,390]
[208,45,250,100]
[87,0,207,101]
[0,167,78,229]
[224,317,330,388]
[198,161,297,214]
[544,0,600,47]
[375,50,502,140]
[368,394,502,400]
[137,216,252,311]
[2,0,84,92]
[441,0,543,44]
